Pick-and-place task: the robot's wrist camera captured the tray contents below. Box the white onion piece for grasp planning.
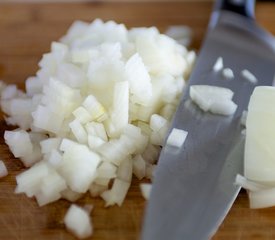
[59,140,101,193]
[97,162,117,179]
[149,114,167,132]
[241,69,258,84]
[100,178,130,207]
[107,81,129,137]
[4,130,41,167]
[166,128,188,148]
[73,107,92,124]
[145,163,157,180]
[56,63,86,88]
[36,170,67,206]
[26,76,42,96]
[64,204,93,239]
[190,85,237,115]
[149,114,169,146]
[222,68,234,79]
[213,57,223,72]
[69,119,88,144]
[133,155,146,180]
[210,99,238,116]
[4,130,33,159]
[117,157,133,182]
[241,110,247,127]
[85,122,108,141]
[1,85,19,100]
[15,161,50,197]
[88,135,106,150]
[94,177,111,187]
[82,95,107,122]
[140,183,152,200]
[125,53,152,105]
[0,160,8,178]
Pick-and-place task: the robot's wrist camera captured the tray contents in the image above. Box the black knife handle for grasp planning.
[215,0,255,19]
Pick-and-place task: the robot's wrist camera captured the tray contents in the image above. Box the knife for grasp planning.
[141,0,275,239]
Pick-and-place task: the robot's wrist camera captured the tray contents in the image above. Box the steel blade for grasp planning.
[141,11,275,240]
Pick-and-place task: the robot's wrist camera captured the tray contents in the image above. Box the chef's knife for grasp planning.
[141,0,275,240]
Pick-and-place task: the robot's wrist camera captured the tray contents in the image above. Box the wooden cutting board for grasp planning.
[0,2,275,239]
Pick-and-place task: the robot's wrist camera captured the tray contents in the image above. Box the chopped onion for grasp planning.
[64,204,93,239]
[145,163,157,180]
[117,157,133,182]
[0,160,8,178]
[149,114,167,132]
[100,178,130,207]
[190,85,237,115]
[140,183,152,200]
[213,57,223,72]
[241,69,258,84]
[0,19,196,237]
[133,154,146,180]
[166,128,188,148]
[241,110,247,127]
[222,68,234,79]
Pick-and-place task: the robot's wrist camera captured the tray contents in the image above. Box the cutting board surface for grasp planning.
[0,2,275,240]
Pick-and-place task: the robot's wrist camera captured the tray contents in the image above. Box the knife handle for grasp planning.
[215,0,255,19]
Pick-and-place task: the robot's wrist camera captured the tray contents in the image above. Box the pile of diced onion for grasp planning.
[0,19,195,238]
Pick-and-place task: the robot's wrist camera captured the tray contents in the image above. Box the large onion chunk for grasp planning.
[140,183,152,200]
[235,86,275,209]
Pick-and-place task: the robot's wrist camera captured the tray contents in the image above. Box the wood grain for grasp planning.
[0,1,275,240]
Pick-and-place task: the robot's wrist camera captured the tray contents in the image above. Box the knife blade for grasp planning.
[141,0,275,239]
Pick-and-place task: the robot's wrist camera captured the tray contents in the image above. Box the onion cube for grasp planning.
[190,85,237,115]
[100,178,130,207]
[166,128,188,148]
[149,114,167,132]
[133,155,146,180]
[64,204,93,239]
[222,68,234,79]
[241,69,258,84]
[140,183,152,200]
[59,140,101,193]
[4,130,32,157]
[213,57,223,72]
